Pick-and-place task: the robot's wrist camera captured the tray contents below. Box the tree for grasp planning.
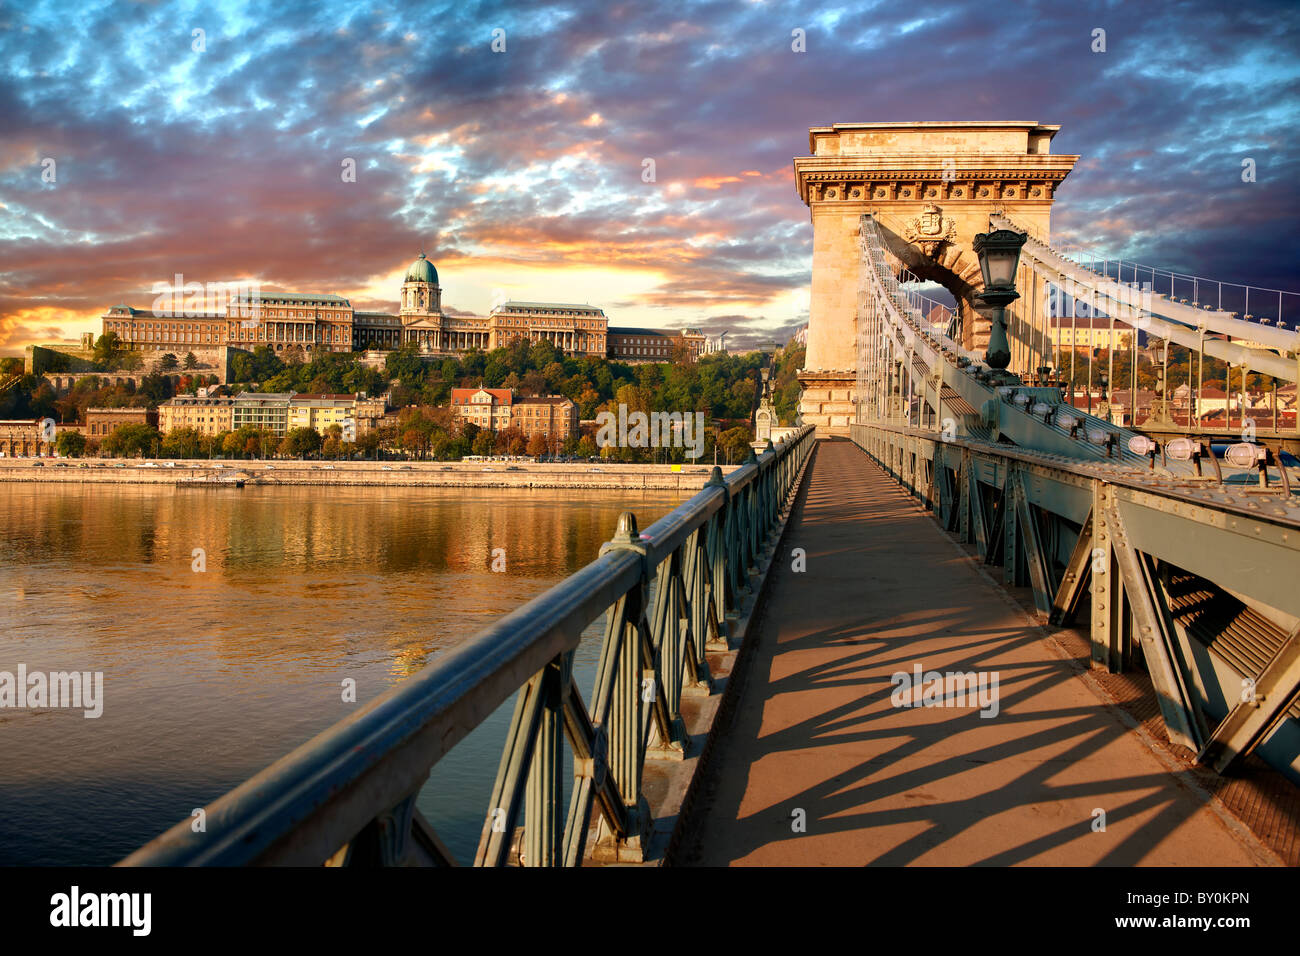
[526,432,548,458]
[356,430,381,458]
[223,430,247,458]
[119,350,143,372]
[472,430,497,456]
[183,352,198,370]
[401,427,429,458]
[161,427,203,459]
[718,426,754,465]
[102,423,160,458]
[92,333,122,370]
[158,353,179,371]
[56,430,86,458]
[283,426,323,459]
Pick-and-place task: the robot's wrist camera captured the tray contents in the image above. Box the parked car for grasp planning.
[381,465,394,471]
[31,461,43,468]
[322,465,334,470]
[162,461,176,468]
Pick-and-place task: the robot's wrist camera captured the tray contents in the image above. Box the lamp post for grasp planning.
[1097,370,1111,424]
[973,229,1028,383]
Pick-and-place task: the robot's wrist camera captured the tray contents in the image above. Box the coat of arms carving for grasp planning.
[903,203,957,257]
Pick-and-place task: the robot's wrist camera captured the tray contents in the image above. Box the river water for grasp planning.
[0,482,685,865]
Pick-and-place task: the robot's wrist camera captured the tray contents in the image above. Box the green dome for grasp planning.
[404,253,438,285]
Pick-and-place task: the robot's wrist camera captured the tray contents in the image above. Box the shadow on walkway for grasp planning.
[679,440,1268,866]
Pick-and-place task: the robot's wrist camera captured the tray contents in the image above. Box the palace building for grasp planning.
[97,254,703,363]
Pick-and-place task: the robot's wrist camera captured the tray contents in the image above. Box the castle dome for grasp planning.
[404,253,438,285]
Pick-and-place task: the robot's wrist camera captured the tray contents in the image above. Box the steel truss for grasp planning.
[854,421,1300,781]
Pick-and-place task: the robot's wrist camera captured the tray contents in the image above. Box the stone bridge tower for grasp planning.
[793,121,1078,435]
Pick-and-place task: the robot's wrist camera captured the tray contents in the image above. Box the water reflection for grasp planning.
[0,482,685,865]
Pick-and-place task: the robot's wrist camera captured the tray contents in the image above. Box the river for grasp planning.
[0,481,685,865]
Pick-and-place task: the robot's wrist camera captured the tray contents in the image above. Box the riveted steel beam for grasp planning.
[1199,624,1300,773]
[1091,484,1124,671]
[969,465,989,558]
[1103,493,1203,752]
[1050,511,1093,626]
[1014,471,1054,615]
[1111,488,1300,622]
[1004,467,1025,587]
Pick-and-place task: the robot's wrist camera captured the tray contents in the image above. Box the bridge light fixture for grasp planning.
[1012,392,1030,407]
[973,229,1027,374]
[1086,427,1108,445]
[1225,442,1266,468]
[1056,413,1078,431]
[1030,401,1052,416]
[974,229,1026,291]
[1165,437,1196,461]
[1127,435,1155,456]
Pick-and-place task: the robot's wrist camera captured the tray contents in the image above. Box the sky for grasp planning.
[1,0,1298,355]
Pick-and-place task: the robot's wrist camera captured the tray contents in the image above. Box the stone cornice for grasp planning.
[793,153,1079,205]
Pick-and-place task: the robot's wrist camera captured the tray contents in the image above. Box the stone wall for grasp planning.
[27,343,233,387]
[0,459,739,492]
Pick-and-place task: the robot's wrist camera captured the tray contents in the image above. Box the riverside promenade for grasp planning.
[678,440,1280,866]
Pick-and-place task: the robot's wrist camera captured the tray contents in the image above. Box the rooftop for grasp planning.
[492,301,605,314]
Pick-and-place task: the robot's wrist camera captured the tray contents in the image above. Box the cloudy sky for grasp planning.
[2,0,1297,354]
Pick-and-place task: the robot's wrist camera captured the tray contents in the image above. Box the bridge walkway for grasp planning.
[681,439,1275,866]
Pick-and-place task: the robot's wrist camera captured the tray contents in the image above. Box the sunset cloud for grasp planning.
[1,0,1297,355]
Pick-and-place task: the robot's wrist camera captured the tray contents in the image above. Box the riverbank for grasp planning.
[0,458,738,491]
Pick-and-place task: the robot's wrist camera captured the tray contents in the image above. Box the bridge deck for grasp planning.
[683,440,1274,866]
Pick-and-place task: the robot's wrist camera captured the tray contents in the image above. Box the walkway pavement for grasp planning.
[685,440,1272,866]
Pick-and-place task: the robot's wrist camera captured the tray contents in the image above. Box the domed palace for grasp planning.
[93,253,706,362]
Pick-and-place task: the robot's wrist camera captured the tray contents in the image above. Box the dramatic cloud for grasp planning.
[1,0,1297,353]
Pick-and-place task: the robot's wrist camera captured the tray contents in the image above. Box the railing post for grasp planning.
[523,653,567,866]
[705,467,732,649]
[591,512,653,862]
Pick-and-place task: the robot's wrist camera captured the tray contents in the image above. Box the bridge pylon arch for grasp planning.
[793,121,1078,435]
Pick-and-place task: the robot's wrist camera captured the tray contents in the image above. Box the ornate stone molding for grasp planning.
[902,203,957,257]
[800,171,1065,204]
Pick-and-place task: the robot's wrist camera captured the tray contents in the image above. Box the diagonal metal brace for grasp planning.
[1199,624,1300,774]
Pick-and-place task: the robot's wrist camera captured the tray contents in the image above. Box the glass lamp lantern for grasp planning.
[973,230,1027,291]
[972,228,1028,374]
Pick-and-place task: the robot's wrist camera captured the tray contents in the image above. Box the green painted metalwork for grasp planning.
[123,427,815,867]
[849,420,1300,781]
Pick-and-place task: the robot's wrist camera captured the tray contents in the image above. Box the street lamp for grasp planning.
[973,229,1027,378]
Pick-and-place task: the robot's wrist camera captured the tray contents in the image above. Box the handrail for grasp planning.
[122,426,815,866]
[992,212,1300,381]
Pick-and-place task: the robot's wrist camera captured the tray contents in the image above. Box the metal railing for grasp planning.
[122,427,815,866]
[850,420,1300,780]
